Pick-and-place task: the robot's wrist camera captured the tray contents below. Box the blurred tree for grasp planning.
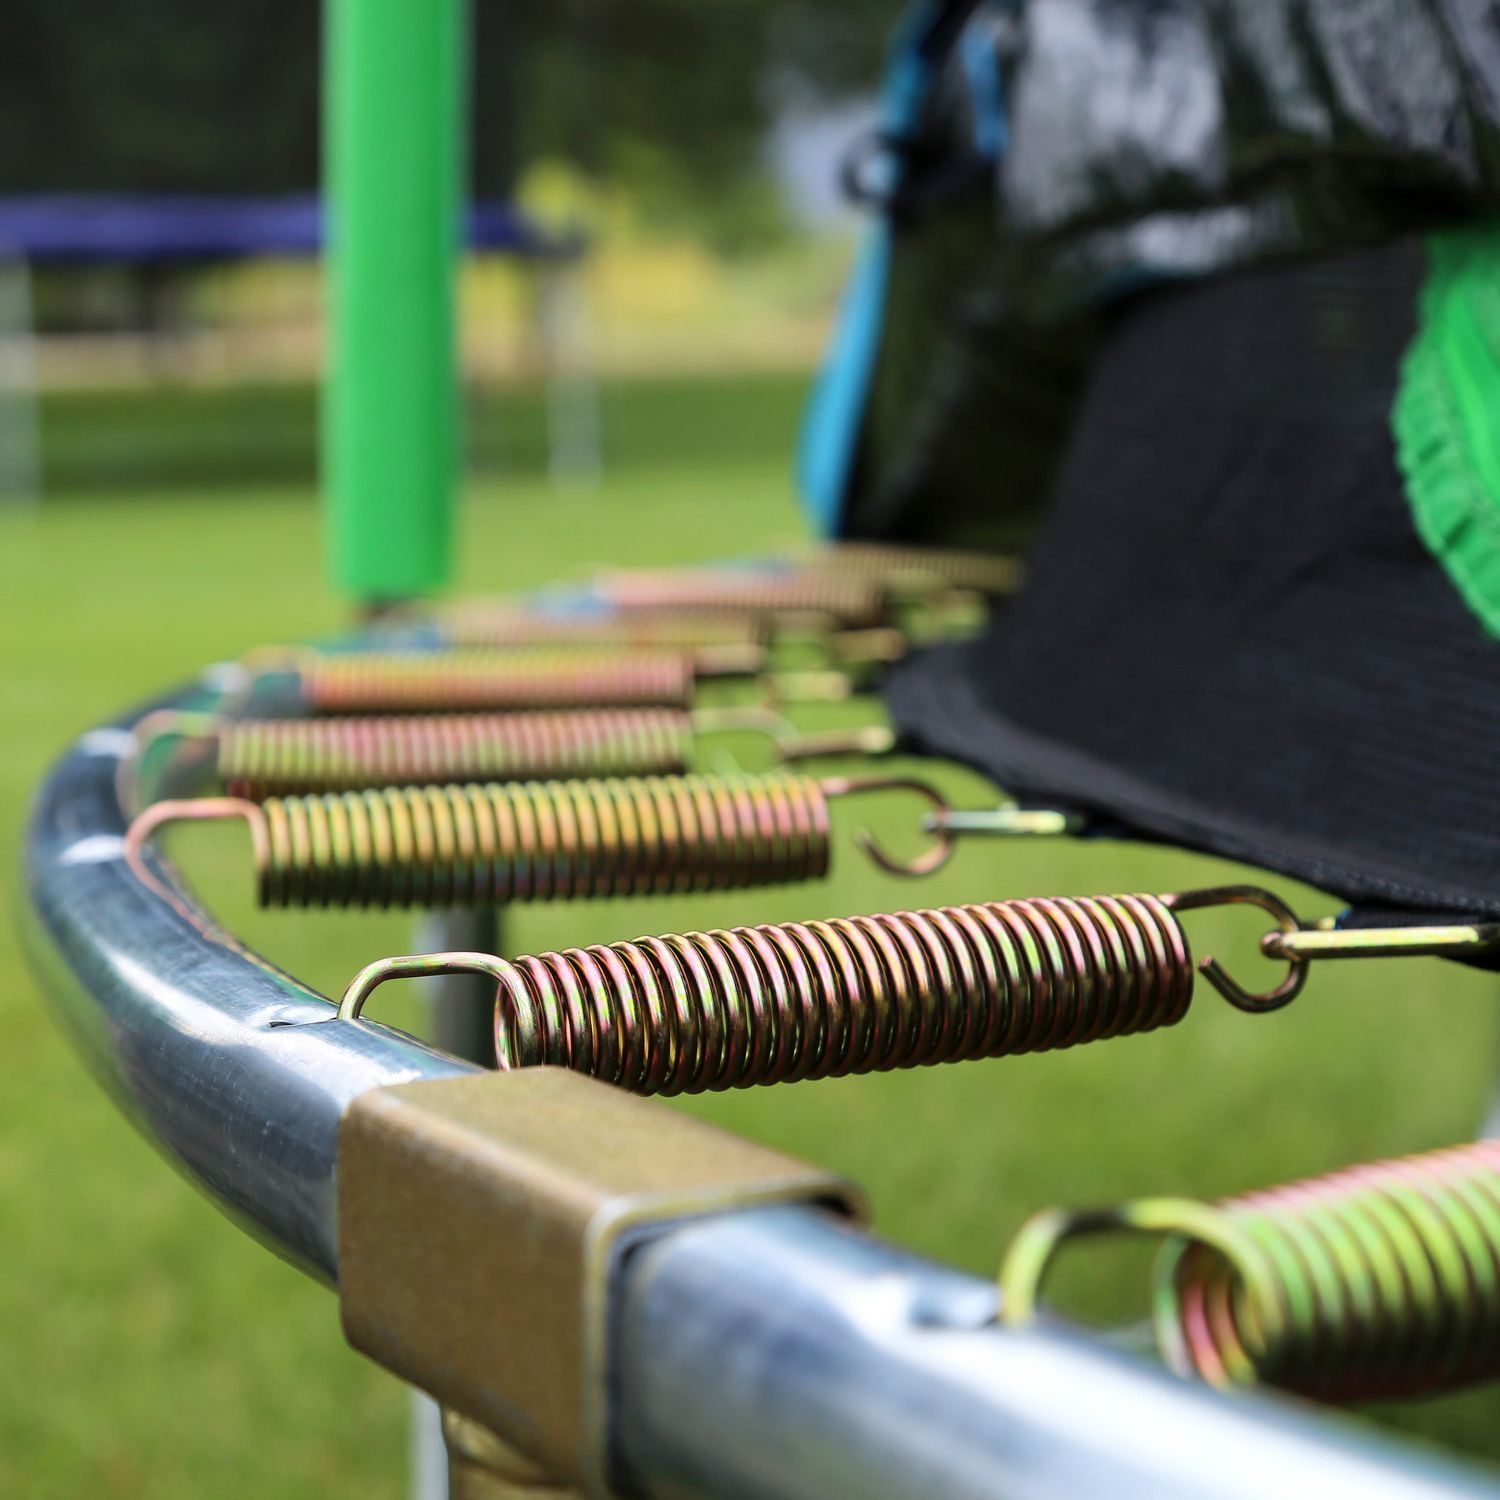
[513,2,898,188]
[0,1,321,193]
[0,1,900,204]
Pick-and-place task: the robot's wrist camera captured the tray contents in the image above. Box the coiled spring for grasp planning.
[429,603,906,672]
[216,710,700,797]
[1000,1139,1500,1404]
[124,705,800,801]
[815,543,1023,597]
[601,567,889,627]
[126,771,955,909]
[298,649,699,713]
[340,891,1199,1094]
[433,606,768,654]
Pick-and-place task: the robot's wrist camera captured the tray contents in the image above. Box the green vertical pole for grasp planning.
[324,0,464,605]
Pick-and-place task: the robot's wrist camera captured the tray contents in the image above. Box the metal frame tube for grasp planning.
[22,680,473,1278]
[22,684,1500,1498]
[614,1208,1498,1500]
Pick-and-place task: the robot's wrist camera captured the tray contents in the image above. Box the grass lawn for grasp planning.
[3,371,1499,1497]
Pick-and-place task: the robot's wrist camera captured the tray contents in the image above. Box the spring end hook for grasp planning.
[997,1196,1283,1386]
[821,774,956,876]
[1162,885,1307,1013]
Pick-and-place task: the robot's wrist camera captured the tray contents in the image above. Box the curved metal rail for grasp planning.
[23,674,474,1278]
[21,671,1500,1500]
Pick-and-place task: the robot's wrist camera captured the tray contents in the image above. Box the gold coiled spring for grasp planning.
[126,771,956,909]
[433,606,769,654]
[815,542,1023,597]
[339,891,1199,1095]
[1000,1139,1500,1404]
[428,604,906,673]
[213,710,695,798]
[124,705,799,801]
[299,649,700,713]
[601,567,889,627]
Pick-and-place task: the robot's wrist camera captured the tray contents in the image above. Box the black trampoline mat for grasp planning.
[886,240,1500,926]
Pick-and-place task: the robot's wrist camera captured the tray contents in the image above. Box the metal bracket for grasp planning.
[337,1068,863,1495]
[441,1409,579,1498]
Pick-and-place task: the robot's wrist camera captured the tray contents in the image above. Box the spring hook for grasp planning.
[777,733,1087,840]
[998,1139,1500,1403]
[817,774,956,877]
[123,769,959,909]
[1160,885,1308,1013]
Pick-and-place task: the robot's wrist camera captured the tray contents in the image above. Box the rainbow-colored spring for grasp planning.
[1001,1138,1500,1403]
[212,710,709,798]
[334,884,1344,1098]
[342,890,1199,1094]
[298,649,700,713]
[432,606,769,654]
[813,542,1023,597]
[599,567,890,627]
[126,770,955,909]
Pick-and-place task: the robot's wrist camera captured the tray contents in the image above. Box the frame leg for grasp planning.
[409,906,503,1500]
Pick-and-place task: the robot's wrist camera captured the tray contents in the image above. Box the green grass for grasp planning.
[3,372,1500,1496]
[35,370,812,495]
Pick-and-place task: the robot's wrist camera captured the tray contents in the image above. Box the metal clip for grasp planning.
[926,805,1088,840]
[1263,919,1500,963]
[337,1069,862,1494]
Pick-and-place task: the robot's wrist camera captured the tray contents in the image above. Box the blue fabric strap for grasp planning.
[798,0,1006,535]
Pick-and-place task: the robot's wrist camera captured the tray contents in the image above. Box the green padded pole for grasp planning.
[324,0,464,604]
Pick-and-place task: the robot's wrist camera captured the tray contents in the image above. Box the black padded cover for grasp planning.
[885,240,1500,933]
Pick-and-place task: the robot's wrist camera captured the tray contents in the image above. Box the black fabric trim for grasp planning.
[883,240,1500,965]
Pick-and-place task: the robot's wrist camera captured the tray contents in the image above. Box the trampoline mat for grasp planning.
[885,239,1500,940]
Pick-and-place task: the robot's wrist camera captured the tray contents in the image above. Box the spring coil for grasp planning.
[601,567,889,627]
[999,1138,1500,1404]
[816,542,1023,597]
[217,710,695,798]
[485,892,1193,1094]
[299,649,699,713]
[252,771,833,907]
[1160,1141,1500,1402]
[435,606,768,653]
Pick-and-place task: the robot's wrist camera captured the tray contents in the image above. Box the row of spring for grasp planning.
[123,545,1018,892]
[213,541,1017,722]
[382,540,1019,652]
[125,544,1500,1411]
[329,886,1500,1408]
[327,882,1500,1403]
